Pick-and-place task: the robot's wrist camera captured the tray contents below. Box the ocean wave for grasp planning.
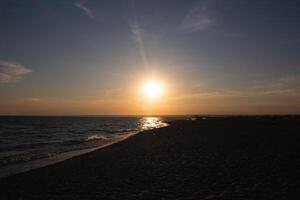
[85,134,108,141]
[0,116,182,176]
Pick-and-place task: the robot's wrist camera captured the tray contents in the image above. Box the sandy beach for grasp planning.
[0,116,299,199]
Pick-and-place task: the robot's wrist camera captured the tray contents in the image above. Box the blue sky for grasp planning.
[0,0,300,115]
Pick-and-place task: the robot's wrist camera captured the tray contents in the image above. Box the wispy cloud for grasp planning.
[0,61,32,83]
[172,88,299,103]
[171,76,300,102]
[251,76,300,91]
[180,2,216,33]
[129,21,149,69]
[130,21,143,44]
[74,1,95,19]
[22,98,41,103]
[128,0,150,70]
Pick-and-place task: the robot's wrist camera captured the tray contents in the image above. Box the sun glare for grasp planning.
[142,80,163,99]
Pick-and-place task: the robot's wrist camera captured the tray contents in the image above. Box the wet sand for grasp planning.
[0,116,299,199]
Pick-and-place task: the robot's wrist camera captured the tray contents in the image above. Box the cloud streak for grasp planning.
[251,76,300,91]
[129,21,149,70]
[0,61,32,83]
[180,2,216,32]
[171,76,300,102]
[22,98,41,103]
[129,0,149,70]
[74,1,95,19]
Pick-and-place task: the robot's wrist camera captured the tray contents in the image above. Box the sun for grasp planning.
[142,80,163,100]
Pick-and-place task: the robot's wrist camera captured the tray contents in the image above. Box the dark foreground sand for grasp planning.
[0,116,299,199]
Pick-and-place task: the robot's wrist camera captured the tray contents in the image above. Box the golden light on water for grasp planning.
[142,80,164,100]
[139,117,168,130]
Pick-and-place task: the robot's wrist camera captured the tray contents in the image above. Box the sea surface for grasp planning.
[0,116,186,177]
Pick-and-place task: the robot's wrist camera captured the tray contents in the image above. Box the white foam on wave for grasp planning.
[85,134,108,141]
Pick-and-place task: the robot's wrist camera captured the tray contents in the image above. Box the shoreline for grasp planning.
[1,117,299,199]
[0,126,167,179]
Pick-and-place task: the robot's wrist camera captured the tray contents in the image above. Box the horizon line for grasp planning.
[0,114,299,117]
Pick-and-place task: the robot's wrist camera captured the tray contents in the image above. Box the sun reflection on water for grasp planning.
[138,117,168,131]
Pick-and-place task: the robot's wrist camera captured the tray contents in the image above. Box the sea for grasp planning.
[0,116,187,178]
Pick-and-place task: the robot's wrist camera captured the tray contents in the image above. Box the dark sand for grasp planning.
[0,116,299,199]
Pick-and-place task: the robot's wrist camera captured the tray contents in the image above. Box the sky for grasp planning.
[0,0,300,115]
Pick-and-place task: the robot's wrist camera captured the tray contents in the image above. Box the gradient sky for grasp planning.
[0,0,300,115]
